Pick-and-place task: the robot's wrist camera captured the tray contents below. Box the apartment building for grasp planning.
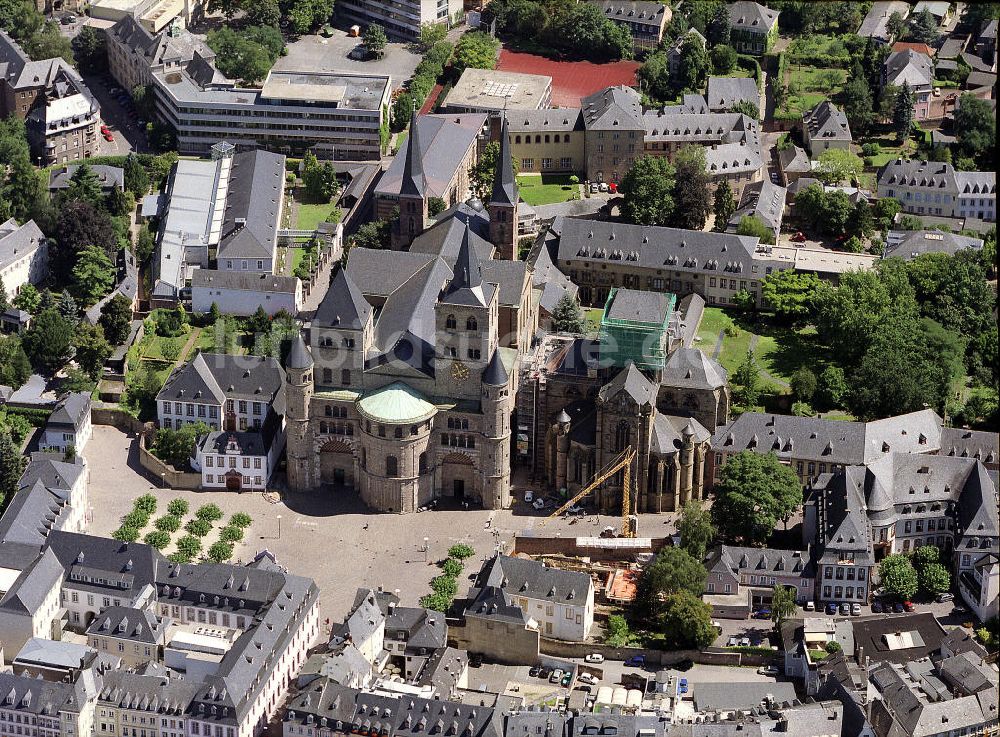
[882,49,934,120]
[38,392,93,455]
[0,671,95,737]
[335,0,463,40]
[0,31,100,165]
[85,606,169,667]
[96,669,198,737]
[704,545,815,605]
[107,17,216,95]
[802,100,853,154]
[728,1,780,55]
[877,159,996,222]
[0,218,47,298]
[590,0,671,51]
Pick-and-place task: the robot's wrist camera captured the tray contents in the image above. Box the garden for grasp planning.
[774,65,847,122]
[515,174,581,206]
[112,495,254,564]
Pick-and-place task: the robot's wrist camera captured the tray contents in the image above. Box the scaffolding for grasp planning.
[598,288,674,371]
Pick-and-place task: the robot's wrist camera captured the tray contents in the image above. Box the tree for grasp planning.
[825,640,842,654]
[123,154,150,198]
[469,140,519,200]
[638,51,672,103]
[879,554,918,600]
[0,428,27,509]
[728,99,759,119]
[736,214,775,244]
[733,350,761,407]
[670,146,711,230]
[706,3,730,46]
[842,75,874,136]
[72,323,111,380]
[71,246,116,306]
[105,186,132,217]
[419,21,448,50]
[873,197,902,232]
[73,25,106,73]
[362,23,388,57]
[56,290,78,325]
[637,547,707,616]
[713,179,735,229]
[677,34,710,92]
[816,365,848,409]
[771,584,797,630]
[906,9,938,45]
[0,335,31,389]
[206,26,282,85]
[790,367,817,402]
[22,309,74,372]
[348,219,391,251]
[620,156,676,226]
[63,162,103,206]
[661,592,716,649]
[99,294,133,346]
[604,614,635,647]
[302,152,340,202]
[551,293,585,333]
[453,31,500,75]
[815,148,863,185]
[428,196,446,216]
[0,276,7,313]
[732,289,755,312]
[912,544,940,570]
[677,500,715,560]
[447,543,475,560]
[793,183,826,231]
[822,190,856,235]
[760,270,820,323]
[892,82,914,142]
[953,94,996,170]
[53,200,117,278]
[712,451,802,545]
[885,11,906,39]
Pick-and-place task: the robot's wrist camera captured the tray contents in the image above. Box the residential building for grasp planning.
[912,0,952,28]
[335,0,463,40]
[589,0,670,51]
[469,554,594,641]
[882,49,934,120]
[0,671,95,737]
[49,164,124,195]
[959,553,1000,622]
[877,159,995,222]
[858,1,911,44]
[39,392,93,456]
[157,351,284,435]
[706,76,760,114]
[0,31,100,165]
[0,218,47,298]
[444,69,552,114]
[106,17,216,97]
[190,270,303,317]
[704,545,815,606]
[778,145,811,186]
[802,100,852,154]
[0,454,89,545]
[375,113,487,228]
[884,229,985,259]
[192,428,282,491]
[85,605,168,667]
[727,179,786,241]
[581,86,645,184]
[727,1,779,55]
[507,109,586,176]
[96,667,198,737]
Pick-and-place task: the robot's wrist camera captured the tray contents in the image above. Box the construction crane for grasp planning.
[544,447,637,538]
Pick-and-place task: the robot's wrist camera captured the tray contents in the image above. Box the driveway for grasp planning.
[81,73,147,155]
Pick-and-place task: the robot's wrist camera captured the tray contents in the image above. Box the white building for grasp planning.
[192,429,282,491]
[0,218,47,299]
[335,0,463,40]
[191,270,302,317]
[39,392,93,456]
[959,553,999,622]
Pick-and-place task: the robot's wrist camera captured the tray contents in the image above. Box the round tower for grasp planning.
[285,335,315,491]
[481,349,512,510]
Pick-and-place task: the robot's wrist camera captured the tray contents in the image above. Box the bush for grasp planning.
[220,525,244,543]
[724,325,740,338]
[430,575,458,598]
[134,494,157,514]
[825,640,842,654]
[196,503,223,522]
[122,510,150,529]
[208,541,234,563]
[143,530,171,549]
[175,535,202,559]
[154,515,181,532]
[447,543,475,560]
[861,142,881,157]
[167,498,189,517]
[441,558,463,577]
[230,512,252,528]
[113,525,140,542]
[420,592,452,612]
[185,518,212,537]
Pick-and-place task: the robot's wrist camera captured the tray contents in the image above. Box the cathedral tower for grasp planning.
[488,113,519,261]
[391,112,428,249]
[285,335,315,491]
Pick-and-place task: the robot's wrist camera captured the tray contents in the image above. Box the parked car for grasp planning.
[951,604,969,616]
[539,667,553,679]
[757,665,779,677]
[624,655,645,667]
[584,654,604,664]
[533,498,545,510]
[100,124,110,135]
[872,600,883,614]
[61,14,76,24]
[851,603,861,616]
[598,182,609,192]
[560,672,572,687]
[727,636,740,647]
[903,601,915,612]
[578,673,598,686]
[738,637,751,647]
[574,685,592,693]
[752,608,772,619]
[804,601,816,611]
[840,603,851,615]
[935,593,954,603]
[825,603,838,615]
[549,669,564,684]
[529,666,541,678]
[590,182,600,193]
[892,602,905,614]
[791,231,806,242]
[678,677,688,695]
[523,491,534,503]
[103,132,114,142]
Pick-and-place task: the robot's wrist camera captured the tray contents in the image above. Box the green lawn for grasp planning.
[296,202,338,232]
[516,174,579,206]
[584,307,604,334]
[776,66,847,120]
[290,246,308,274]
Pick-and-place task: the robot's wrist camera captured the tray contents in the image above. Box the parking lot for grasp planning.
[273,30,422,91]
[81,73,147,156]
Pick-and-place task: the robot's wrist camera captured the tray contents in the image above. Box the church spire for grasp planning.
[400,109,424,198]
[489,113,517,207]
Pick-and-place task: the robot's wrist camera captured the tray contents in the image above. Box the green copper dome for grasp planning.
[357,382,437,424]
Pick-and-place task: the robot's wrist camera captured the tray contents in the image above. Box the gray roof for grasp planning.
[581,86,644,131]
[216,150,285,261]
[14,637,94,670]
[376,114,487,200]
[0,547,65,615]
[604,288,670,324]
[506,108,585,133]
[287,334,313,370]
[853,613,946,666]
[652,414,711,454]
[156,352,285,412]
[481,555,591,604]
[0,477,71,546]
[47,392,91,431]
[48,165,123,191]
[878,159,962,194]
[729,179,786,233]
[884,229,984,260]
[706,77,759,111]
[937,651,998,695]
[955,170,996,195]
[707,545,813,579]
[315,267,374,330]
[593,0,669,29]
[884,49,934,89]
[727,1,779,32]
[191,268,298,293]
[196,429,275,458]
[803,100,852,143]
[661,347,727,390]
[0,670,88,716]
[0,218,45,272]
[440,222,496,308]
[940,426,999,465]
[399,112,425,198]
[693,681,796,712]
[85,605,168,644]
[598,363,657,407]
[489,114,517,207]
[98,668,199,714]
[482,349,509,386]
[858,1,911,40]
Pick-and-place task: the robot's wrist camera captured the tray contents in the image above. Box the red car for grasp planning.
[100,124,110,135]
[103,131,114,142]
[791,231,806,242]
[903,601,915,612]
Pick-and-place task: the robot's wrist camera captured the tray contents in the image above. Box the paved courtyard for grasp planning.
[274,32,422,91]
[84,426,680,623]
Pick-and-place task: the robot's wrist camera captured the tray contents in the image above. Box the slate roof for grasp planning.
[191,269,298,293]
[939,426,998,465]
[813,466,874,565]
[440,222,497,308]
[376,114,487,200]
[85,605,168,644]
[156,352,285,413]
[482,349,509,386]
[878,159,960,194]
[489,114,517,207]
[727,1,779,33]
[594,0,669,28]
[481,555,592,604]
[937,651,998,695]
[729,179,786,234]
[604,288,670,324]
[331,588,385,650]
[287,335,313,370]
[581,86,644,131]
[706,77,759,111]
[597,363,656,407]
[48,165,123,191]
[47,392,91,431]
[98,668,198,715]
[464,585,529,625]
[0,547,64,615]
[706,545,814,580]
[853,613,946,666]
[661,347,727,390]
[0,478,71,545]
[884,49,934,90]
[0,670,89,716]
[803,100,852,143]
[651,414,711,454]
[884,229,984,260]
[216,150,284,260]
[196,429,276,458]
[693,681,797,712]
[858,1,911,41]
[315,266,374,329]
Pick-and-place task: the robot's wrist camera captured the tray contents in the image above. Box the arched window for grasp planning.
[418,453,428,474]
[515,135,521,144]
[324,405,333,416]
[466,316,478,331]
[614,421,630,452]
[341,369,350,386]
[544,135,550,143]
[446,314,456,329]
[553,134,560,143]
[534,135,541,143]
[386,456,398,478]
[394,427,403,439]
[323,368,332,384]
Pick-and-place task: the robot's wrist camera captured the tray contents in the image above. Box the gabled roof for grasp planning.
[581,86,644,131]
[440,222,496,308]
[803,100,852,142]
[85,605,167,644]
[47,392,91,431]
[727,1,779,31]
[884,229,985,260]
[661,347,727,390]
[482,554,591,604]
[216,150,284,261]
[315,267,373,330]
[706,76,759,111]
[488,114,517,208]
[0,218,45,271]
[156,352,285,411]
[884,49,934,89]
[597,362,656,408]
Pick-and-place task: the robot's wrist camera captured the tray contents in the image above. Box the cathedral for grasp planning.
[283,114,526,512]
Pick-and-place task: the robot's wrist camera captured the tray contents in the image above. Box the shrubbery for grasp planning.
[155,515,181,532]
[196,503,224,522]
[208,541,234,563]
[143,530,171,549]
[230,512,253,528]
[220,525,244,543]
[420,546,474,612]
[186,519,212,537]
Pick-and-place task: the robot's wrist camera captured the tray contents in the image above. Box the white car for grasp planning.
[533,498,545,510]
[524,491,534,503]
[578,673,599,685]
[804,601,816,611]
[584,653,604,664]
[851,603,861,615]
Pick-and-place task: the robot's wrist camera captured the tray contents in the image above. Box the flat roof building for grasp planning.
[444,68,552,114]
